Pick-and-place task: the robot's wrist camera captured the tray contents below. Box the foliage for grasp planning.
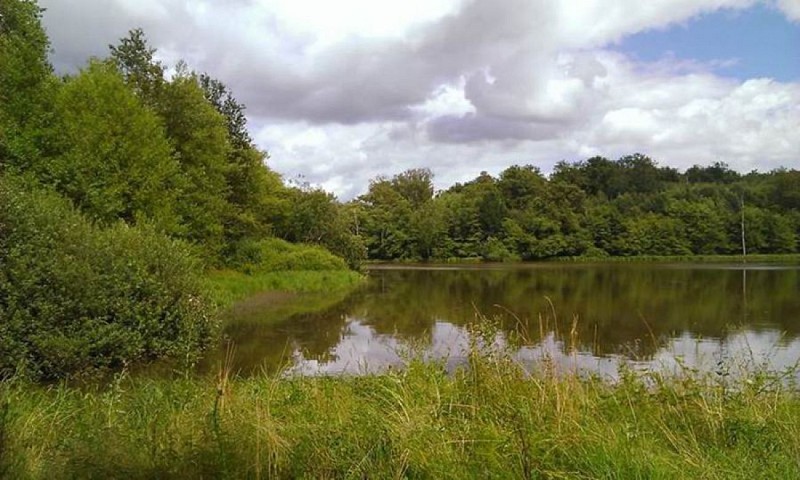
[354,157,800,262]
[44,61,181,230]
[2,329,799,478]
[157,71,233,259]
[0,0,56,168]
[225,237,348,273]
[0,177,216,380]
[274,186,366,268]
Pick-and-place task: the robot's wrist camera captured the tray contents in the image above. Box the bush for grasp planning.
[0,177,217,380]
[482,237,520,262]
[226,237,348,273]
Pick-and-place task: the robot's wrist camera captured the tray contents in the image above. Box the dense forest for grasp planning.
[356,159,800,261]
[1,0,799,378]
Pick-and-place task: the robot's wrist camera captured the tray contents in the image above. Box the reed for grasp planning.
[2,320,799,479]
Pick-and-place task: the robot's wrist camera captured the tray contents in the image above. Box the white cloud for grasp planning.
[776,0,800,21]
[38,0,799,198]
[555,0,758,47]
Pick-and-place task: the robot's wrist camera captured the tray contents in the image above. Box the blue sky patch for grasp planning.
[617,4,800,81]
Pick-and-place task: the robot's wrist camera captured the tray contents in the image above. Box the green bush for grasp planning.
[226,237,348,273]
[481,237,520,262]
[0,177,217,380]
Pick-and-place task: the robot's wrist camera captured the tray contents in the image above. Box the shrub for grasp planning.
[226,237,348,273]
[482,237,520,262]
[0,177,217,380]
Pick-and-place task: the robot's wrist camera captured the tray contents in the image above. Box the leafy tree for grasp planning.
[410,200,447,259]
[769,169,800,211]
[197,74,287,250]
[686,162,741,184]
[46,61,180,230]
[108,28,165,105]
[273,187,365,267]
[158,72,233,259]
[0,0,56,168]
[359,177,413,259]
[437,190,482,258]
[199,73,253,150]
[497,164,546,210]
[471,173,507,238]
[667,198,729,254]
[391,167,434,208]
[621,214,690,256]
[617,153,663,195]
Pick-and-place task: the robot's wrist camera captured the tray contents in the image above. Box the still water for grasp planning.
[215,263,800,378]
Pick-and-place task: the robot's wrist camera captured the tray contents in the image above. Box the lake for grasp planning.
[212,263,800,379]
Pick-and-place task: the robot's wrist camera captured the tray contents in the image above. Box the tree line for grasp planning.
[352,158,800,261]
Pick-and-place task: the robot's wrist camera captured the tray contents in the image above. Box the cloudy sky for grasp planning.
[40,0,800,198]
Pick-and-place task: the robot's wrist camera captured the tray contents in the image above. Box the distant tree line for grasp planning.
[351,157,800,261]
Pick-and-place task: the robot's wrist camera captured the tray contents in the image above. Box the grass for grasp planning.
[204,269,364,308]
[2,321,799,479]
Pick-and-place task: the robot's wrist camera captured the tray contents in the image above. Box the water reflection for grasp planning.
[217,263,800,377]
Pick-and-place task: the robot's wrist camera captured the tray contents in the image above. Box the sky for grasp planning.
[39,0,800,199]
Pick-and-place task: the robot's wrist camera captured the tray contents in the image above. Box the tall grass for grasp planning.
[2,320,799,479]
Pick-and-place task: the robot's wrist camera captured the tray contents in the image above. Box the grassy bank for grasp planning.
[205,269,364,308]
[2,331,799,479]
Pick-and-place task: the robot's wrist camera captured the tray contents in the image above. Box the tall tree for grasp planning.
[198,74,253,150]
[391,168,434,208]
[47,61,180,229]
[157,72,233,258]
[497,164,546,210]
[198,73,283,247]
[0,0,55,168]
[108,28,165,106]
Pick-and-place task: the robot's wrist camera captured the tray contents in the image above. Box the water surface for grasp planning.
[215,263,800,378]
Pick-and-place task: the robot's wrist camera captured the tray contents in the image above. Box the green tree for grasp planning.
[497,164,546,210]
[359,178,413,259]
[410,200,447,259]
[0,0,56,168]
[686,162,741,184]
[199,73,253,150]
[666,198,728,254]
[46,61,180,230]
[198,74,286,250]
[769,169,800,211]
[108,28,165,106]
[391,168,434,208]
[158,72,233,259]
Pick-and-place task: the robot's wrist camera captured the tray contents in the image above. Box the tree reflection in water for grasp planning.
[215,263,800,377]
